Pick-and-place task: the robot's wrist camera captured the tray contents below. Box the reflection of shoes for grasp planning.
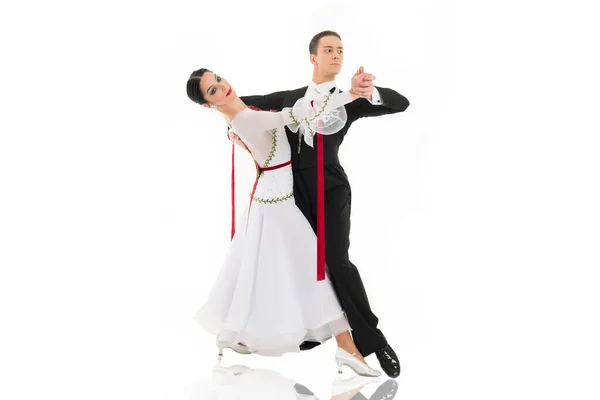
[227,365,252,376]
[331,374,380,396]
[216,339,252,358]
[335,348,381,377]
[211,363,251,377]
[295,382,319,398]
[369,379,399,400]
[294,382,315,396]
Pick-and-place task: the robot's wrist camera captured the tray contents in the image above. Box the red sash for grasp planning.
[230,147,292,238]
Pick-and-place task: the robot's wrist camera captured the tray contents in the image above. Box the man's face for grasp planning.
[311,35,344,76]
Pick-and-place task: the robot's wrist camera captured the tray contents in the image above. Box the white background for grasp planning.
[1,0,599,399]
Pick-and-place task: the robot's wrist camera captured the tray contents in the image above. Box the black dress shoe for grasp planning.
[369,379,399,400]
[374,344,400,378]
[299,340,322,351]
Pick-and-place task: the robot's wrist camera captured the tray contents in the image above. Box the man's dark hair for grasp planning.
[309,30,342,55]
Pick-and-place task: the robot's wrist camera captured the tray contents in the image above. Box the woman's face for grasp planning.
[199,72,237,108]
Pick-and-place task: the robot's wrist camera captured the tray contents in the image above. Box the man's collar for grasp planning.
[307,80,337,94]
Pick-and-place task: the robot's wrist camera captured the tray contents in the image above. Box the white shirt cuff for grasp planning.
[368,87,382,105]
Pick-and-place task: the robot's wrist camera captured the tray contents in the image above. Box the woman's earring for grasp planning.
[211,104,217,110]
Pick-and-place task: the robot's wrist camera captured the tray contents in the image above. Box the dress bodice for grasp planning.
[229,92,353,203]
[231,108,293,202]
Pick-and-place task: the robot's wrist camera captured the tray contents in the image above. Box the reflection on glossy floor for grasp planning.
[182,361,399,400]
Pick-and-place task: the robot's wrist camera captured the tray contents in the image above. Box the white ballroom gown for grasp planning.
[194,93,353,356]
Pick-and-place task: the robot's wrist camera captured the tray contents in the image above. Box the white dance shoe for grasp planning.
[216,339,252,359]
[335,348,381,377]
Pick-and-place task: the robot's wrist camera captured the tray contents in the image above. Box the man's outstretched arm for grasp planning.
[350,86,410,118]
[347,66,409,119]
[240,90,289,112]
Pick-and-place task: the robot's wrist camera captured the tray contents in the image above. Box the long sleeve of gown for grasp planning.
[234,91,354,139]
[227,91,289,140]
[232,109,293,135]
[287,91,354,135]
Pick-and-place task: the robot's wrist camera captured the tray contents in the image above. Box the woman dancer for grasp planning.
[186,68,380,377]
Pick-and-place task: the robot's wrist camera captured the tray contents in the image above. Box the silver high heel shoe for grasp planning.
[335,348,381,377]
[216,339,252,359]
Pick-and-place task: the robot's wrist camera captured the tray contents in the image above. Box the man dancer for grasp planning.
[229,31,409,378]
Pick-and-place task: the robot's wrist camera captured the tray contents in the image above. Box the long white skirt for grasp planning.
[194,199,350,356]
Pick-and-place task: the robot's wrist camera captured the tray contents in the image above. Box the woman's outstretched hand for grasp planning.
[228,130,251,154]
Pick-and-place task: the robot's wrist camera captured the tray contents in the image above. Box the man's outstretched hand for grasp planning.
[350,66,376,100]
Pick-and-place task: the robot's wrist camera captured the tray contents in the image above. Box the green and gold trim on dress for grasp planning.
[309,93,332,123]
[288,108,302,128]
[287,93,334,139]
[262,129,278,168]
[255,129,278,179]
[253,192,294,204]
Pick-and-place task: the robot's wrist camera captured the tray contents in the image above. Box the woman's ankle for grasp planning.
[337,345,367,363]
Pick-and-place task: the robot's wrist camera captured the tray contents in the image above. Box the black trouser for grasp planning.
[293,164,387,357]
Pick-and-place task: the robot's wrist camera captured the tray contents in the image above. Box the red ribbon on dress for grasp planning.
[316,122,326,281]
[246,160,292,233]
[231,143,236,240]
[231,146,292,238]
[309,100,326,281]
